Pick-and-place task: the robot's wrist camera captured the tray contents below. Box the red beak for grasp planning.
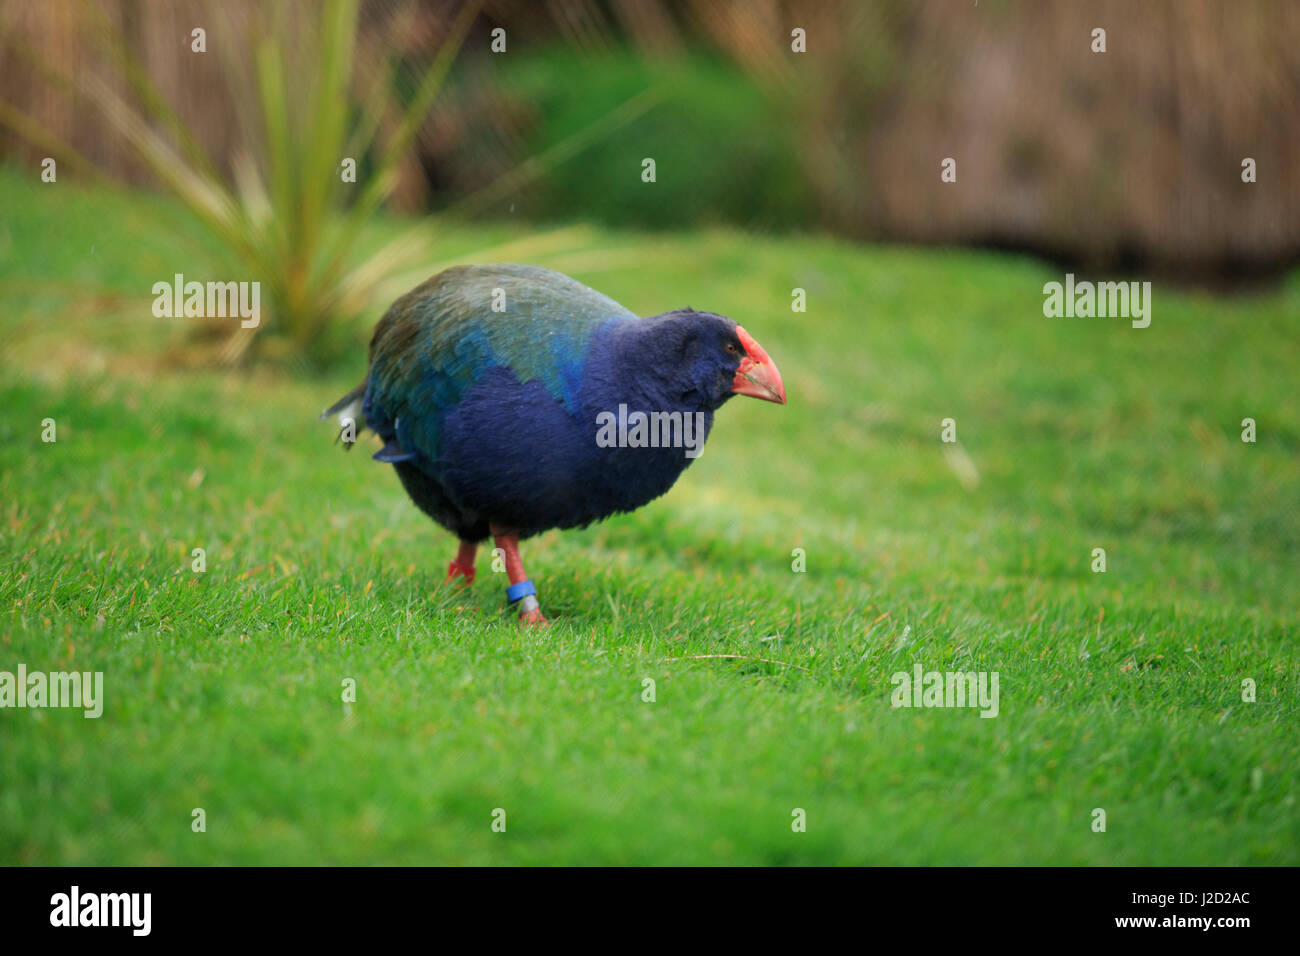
[731,325,787,404]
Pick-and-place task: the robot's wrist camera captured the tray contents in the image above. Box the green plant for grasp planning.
[1,0,476,368]
[0,1,674,370]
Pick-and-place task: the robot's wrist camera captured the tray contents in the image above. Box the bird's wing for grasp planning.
[364,264,637,464]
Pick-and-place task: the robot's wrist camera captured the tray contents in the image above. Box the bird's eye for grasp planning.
[726,342,738,354]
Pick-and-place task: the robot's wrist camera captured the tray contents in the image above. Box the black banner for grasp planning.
[0,865,1290,944]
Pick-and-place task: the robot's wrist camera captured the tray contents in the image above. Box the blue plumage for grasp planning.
[324,263,786,623]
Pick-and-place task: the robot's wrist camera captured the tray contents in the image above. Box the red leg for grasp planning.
[445,539,478,586]
[491,525,548,626]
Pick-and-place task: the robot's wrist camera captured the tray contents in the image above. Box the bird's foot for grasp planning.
[444,540,479,587]
[444,560,476,586]
[506,579,546,625]
[518,606,549,627]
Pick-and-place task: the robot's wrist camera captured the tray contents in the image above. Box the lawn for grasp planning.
[1,167,1297,864]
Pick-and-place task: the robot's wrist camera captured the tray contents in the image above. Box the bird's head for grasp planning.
[647,309,787,411]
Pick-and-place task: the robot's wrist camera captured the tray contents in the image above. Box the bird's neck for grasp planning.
[600,315,710,413]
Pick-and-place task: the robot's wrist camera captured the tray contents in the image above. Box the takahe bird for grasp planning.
[323,264,786,625]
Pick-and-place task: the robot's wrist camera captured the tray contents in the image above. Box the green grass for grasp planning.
[1,167,1298,864]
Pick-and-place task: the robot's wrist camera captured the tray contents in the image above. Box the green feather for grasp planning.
[366,264,637,457]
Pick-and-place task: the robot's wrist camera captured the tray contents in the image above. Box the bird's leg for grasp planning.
[445,539,478,586]
[490,525,548,626]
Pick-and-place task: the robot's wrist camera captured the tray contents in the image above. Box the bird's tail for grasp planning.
[320,382,367,450]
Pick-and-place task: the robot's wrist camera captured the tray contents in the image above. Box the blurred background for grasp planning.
[3,1,1299,866]
[2,0,1297,372]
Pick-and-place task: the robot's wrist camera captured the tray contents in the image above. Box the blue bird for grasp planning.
[323,264,786,624]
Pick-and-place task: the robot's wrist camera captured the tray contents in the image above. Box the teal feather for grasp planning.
[365,264,637,462]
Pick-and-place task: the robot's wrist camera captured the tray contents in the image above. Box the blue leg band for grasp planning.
[506,579,537,603]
